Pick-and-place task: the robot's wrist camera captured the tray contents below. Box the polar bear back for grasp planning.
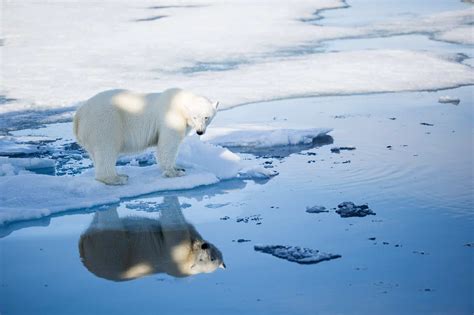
[74,88,187,154]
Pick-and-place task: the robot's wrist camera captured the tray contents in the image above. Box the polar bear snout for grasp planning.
[196,130,204,136]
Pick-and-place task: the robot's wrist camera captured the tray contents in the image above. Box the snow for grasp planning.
[254,245,341,264]
[1,1,473,131]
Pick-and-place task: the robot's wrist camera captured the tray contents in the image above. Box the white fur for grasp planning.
[73,88,218,185]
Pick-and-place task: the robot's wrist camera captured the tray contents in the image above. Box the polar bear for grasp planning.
[73,88,219,185]
[79,196,225,281]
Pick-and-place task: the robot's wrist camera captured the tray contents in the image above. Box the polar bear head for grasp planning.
[190,240,226,274]
[184,96,219,136]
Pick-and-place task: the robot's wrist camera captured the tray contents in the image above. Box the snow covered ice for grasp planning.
[0,125,332,224]
[1,1,473,132]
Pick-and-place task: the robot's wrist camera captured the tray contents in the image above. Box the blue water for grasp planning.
[1,86,473,314]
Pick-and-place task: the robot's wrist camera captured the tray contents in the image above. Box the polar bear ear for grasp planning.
[213,101,219,110]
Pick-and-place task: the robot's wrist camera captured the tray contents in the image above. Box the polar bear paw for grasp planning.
[97,174,129,185]
[163,168,186,178]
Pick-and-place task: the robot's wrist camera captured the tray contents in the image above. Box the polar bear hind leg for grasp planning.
[92,148,128,185]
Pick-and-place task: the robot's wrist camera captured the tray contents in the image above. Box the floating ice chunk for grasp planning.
[305,205,328,213]
[238,166,278,179]
[438,96,460,105]
[336,202,375,218]
[254,245,341,264]
[204,127,332,148]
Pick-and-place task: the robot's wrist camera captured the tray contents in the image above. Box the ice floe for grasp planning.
[0,125,331,225]
[438,96,461,105]
[254,245,341,264]
[204,126,332,149]
[0,137,269,225]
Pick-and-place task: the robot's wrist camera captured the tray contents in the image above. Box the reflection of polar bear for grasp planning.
[79,196,225,281]
[73,88,219,185]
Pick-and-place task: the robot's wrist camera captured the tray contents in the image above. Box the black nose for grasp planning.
[196,131,204,135]
[201,243,209,250]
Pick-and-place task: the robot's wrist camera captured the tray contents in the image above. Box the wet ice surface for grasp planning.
[1,86,472,315]
[254,245,341,264]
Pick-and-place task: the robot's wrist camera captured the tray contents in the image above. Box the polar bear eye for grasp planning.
[205,117,209,120]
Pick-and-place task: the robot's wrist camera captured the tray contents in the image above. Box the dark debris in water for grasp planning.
[331,146,356,153]
[336,202,375,218]
[233,239,251,243]
[254,245,341,264]
[413,250,429,255]
[334,160,351,164]
[236,214,262,224]
[420,122,434,126]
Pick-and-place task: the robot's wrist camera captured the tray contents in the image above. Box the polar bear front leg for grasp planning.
[157,130,185,178]
[93,149,128,185]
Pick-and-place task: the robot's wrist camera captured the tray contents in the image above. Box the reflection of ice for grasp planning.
[79,196,225,281]
[254,245,341,264]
